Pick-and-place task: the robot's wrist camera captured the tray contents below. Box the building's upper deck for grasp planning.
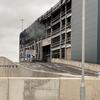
[20,0,72,47]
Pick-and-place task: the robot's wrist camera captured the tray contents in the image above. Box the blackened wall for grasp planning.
[20,20,46,45]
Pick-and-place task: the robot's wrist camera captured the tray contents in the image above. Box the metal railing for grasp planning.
[66,37,71,44]
[66,22,71,29]
[61,11,65,17]
[52,28,60,35]
[61,26,65,31]
[66,9,72,15]
[51,41,60,48]
[52,14,60,23]
[61,39,65,45]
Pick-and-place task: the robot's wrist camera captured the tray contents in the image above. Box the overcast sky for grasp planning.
[0,0,59,62]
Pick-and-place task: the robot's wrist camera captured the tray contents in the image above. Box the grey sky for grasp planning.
[0,0,59,62]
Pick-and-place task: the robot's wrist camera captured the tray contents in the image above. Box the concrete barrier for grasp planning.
[60,78,100,100]
[0,77,100,100]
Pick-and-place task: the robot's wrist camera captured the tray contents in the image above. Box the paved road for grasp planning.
[0,62,97,77]
[0,57,97,77]
[20,62,97,77]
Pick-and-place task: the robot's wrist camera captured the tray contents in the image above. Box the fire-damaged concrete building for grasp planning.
[19,0,100,64]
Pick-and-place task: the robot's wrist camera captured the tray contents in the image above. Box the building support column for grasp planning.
[38,42,40,60]
[40,37,43,61]
[50,8,53,61]
[65,0,67,60]
[33,41,36,59]
[60,1,62,59]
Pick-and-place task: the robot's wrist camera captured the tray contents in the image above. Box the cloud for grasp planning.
[0,0,59,62]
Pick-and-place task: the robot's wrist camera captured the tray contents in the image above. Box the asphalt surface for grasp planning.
[20,62,97,77]
[0,62,97,77]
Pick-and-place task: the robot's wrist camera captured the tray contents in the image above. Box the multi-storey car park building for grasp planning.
[20,0,100,64]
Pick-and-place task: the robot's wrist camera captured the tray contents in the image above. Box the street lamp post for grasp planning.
[20,18,24,31]
[20,18,24,62]
[80,0,86,100]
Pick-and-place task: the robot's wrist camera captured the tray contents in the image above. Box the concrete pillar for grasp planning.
[60,1,62,59]
[23,47,26,62]
[50,9,53,61]
[40,37,43,61]
[65,0,67,60]
[38,42,40,60]
[34,41,36,59]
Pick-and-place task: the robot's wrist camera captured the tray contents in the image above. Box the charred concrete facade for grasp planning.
[20,0,72,62]
[20,0,100,64]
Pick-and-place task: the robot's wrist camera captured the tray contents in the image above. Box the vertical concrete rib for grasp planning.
[60,0,62,59]
[65,0,67,60]
[40,37,43,60]
[50,8,53,61]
